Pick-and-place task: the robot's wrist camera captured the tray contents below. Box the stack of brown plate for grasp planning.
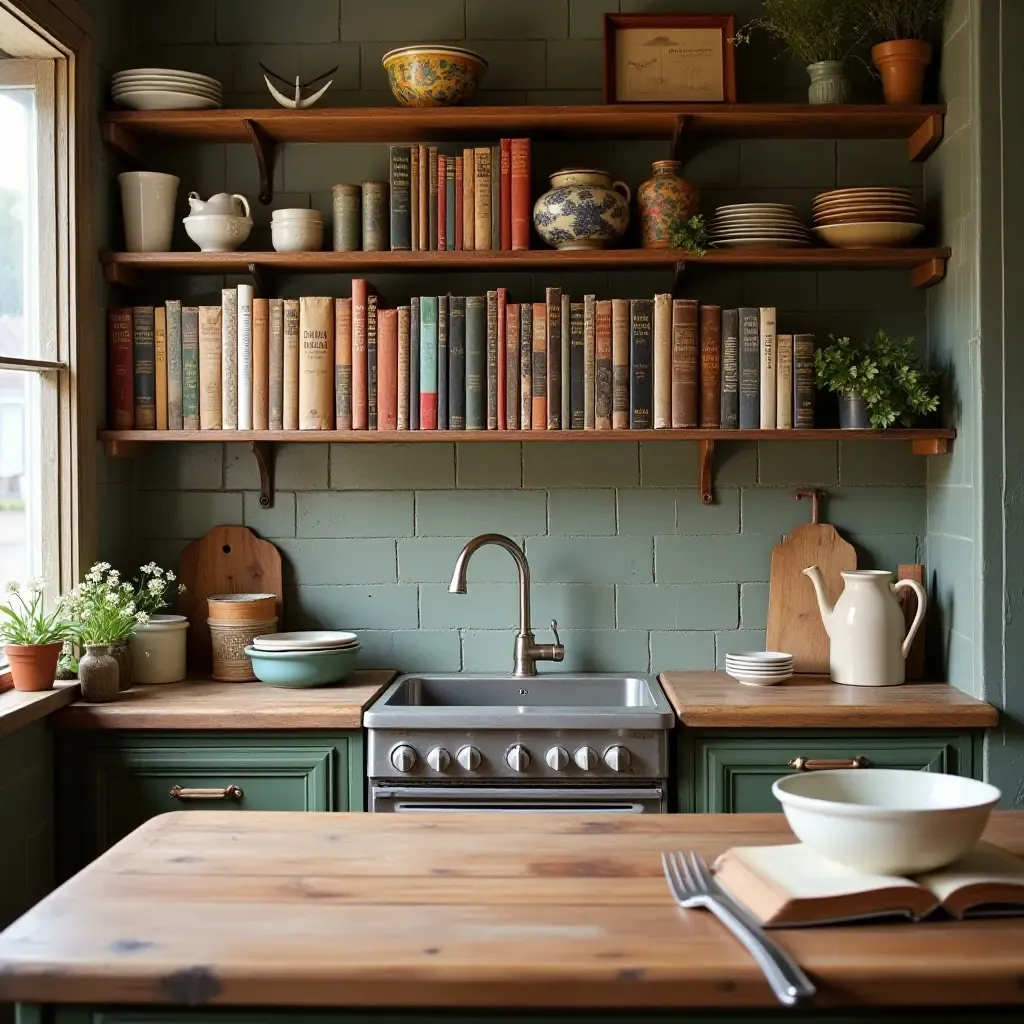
[709,203,811,249]
[812,188,924,248]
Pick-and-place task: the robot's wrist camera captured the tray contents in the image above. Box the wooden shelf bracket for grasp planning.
[243,119,277,205]
[251,441,275,508]
[699,439,715,505]
[909,113,944,162]
[671,114,687,161]
[911,255,947,289]
[246,262,273,298]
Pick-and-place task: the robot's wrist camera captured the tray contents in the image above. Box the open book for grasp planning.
[713,841,1024,927]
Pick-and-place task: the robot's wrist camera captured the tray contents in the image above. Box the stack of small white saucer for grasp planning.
[112,68,222,110]
[725,651,794,687]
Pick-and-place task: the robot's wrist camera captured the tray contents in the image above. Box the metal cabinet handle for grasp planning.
[787,756,869,771]
[169,784,244,801]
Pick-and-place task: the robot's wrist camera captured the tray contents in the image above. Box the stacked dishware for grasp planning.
[271,208,324,252]
[725,651,794,687]
[112,68,222,110]
[812,187,924,248]
[709,204,811,249]
[245,631,360,688]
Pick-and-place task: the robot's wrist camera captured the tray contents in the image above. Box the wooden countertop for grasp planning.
[2,810,1024,1009]
[659,672,999,729]
[51,670,397,730]
[0,682,78,738]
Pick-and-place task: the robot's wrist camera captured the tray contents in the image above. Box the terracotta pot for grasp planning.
[2,642,62,692]
[872,40,932,105]
[637,160,699,249]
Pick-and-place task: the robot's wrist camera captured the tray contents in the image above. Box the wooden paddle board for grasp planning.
[766,490,856,674]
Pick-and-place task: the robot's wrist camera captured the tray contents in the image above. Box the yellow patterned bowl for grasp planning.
[382,45,488,107]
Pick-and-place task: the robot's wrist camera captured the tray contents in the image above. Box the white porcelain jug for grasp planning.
[187,191,250,217]
[802,567,926,687]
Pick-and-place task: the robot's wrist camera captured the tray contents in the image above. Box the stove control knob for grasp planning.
[604,745,631,772]
[456,745,481,771]
[426,746,451,773]
[390,744,417,773]
[506,744,531,773]
[574,745,599,771]
[545,746,569,771]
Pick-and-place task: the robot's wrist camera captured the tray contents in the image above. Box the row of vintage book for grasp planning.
[387,140,530,252]
[106,286,815,433]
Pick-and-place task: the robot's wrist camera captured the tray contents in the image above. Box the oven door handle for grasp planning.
[371,784,664,813]
[372,786,663,800]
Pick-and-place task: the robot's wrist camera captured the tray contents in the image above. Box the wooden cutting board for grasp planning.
[766,490,856,674]
[178,525,283,674]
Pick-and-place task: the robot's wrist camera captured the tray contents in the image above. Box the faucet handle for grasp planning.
[550,619,561,647]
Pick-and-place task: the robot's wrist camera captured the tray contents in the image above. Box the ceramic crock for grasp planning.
[637,160,699,249]
[129,614,189,685]
[807,61,850,105]
[532,169,630,250]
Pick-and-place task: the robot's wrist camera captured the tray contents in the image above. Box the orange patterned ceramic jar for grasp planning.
[637,160,699,249]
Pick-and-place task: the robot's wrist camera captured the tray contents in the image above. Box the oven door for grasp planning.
[369,784,666,813]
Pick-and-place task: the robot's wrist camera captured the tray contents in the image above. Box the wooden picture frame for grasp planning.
[603,13,737,105]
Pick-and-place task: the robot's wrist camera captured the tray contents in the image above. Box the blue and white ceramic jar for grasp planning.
[532,169,631,250]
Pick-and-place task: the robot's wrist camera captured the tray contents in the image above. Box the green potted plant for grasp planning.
[814,331,940,429]
[0,579,77,691]
[734,0,865,105]
[669,214,709,255]
[861,0,945,105]
[127,562,188,685]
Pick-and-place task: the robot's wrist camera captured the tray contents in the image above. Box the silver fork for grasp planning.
[661,850,816,1008]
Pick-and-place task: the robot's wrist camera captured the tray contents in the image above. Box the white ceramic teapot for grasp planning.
[802,567,926,687]
[187,191,251,217]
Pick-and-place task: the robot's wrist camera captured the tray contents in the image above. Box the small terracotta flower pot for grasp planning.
[872,39,933,105]
[3,642,63,691]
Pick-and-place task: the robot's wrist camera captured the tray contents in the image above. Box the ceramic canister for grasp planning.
[361,181,389,252]
[332,184,361,251]
[532,169,630,250]
[208,616,278,682]
[637,160,699,249]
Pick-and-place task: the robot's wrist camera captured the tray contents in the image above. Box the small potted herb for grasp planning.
[861,0,945,105]
[814,331,939,429]
[0,579,77,691]
[734,0,864,105]
[669,214,709,255]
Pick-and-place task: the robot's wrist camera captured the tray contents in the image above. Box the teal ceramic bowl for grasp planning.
[244,645,360,688]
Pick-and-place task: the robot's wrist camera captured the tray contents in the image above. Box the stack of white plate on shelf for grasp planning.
[252,631,359,653]
[725,651,794,687]
[111,68,222,110]
[708,203,811,249]
[812,187,924,248]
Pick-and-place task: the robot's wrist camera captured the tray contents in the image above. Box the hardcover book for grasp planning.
[397,305,410,431]
[437,294,449,430]
[793,333,816,428]
[132,306,156,430]
[352,280,368,430]
[334,298,352,430]
[720,308,740,430]
[671,298,699,428]
[237,284,254,431]
[584,293,597,430]
[759,305,778,429]
[454,156,464,250]
[545,286,562,430]
[473,147,491,251]
[377,307,398,431]
[252,298,270,430]
[510,138,531,251]
[520,300,532,430]
[166,299,183,430]
[107,307,133,429]
[410,295,420,430]
[437,153,447,252]
[496,288,507,429]
[283,298,300,430]
[569,301,585,429]
[446,156,456,251]
[389,145,412,251]
[409,145,419,252]
[367,293,379,430]
[448,295,467,430]
[700,304,722,429]
[595,299,613,431]
[500,138,512,250]
[269,298,284,431]
[776,333,794,430]
[506,302,520,429]
[418,143,428,251]
[462,147,475,251]
[220,287,238,429]
[486,289,499,429]
[653,293,672,429]
[197,305,222,431]
[531,302,547,430]
[181,306,200,430]
[490,143,500,253]
[560,293,570,430]
[154,306,168,430]
[420,295,439,429]
[466,295,487,430]
[629,299,653,429]
[298,296,335,430]
[611,298,630,430]
[428,145,438,250]
[738,307,761,430]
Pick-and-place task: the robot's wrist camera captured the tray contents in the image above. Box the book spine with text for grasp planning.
[155,307,168,430]
[629,299,653,429]
[197,305,222,430]
[283,299,300,430]
[474,147,491,251]
[490,143,500,253]
[531,302,547,430]
[367,293,379,430]
[519,301,532,429]
[252,298,270,430]
[720,308,740,429]
[611,298,629,430]
[776,333,794,429]
[237,284,254,430]
[560,294,570,430]
[298,296,335,430]
[497,287,507,429]
[107,307,133,428]
[410,295,420,430]
[389,145,411,251]
[462,148,475,251]
[419,295,438,429]
[437,153,447,252]
[418,144,428,250]
[569,301,584,429]
[132,306,156,429]
[486,289,499,429]
[454,156,464,250]
[510,138,531,251]
[759,305,777,429]
[181,307,200,430]
[397,306,410,430]
[269,298,284,430]
[377,308,398,431]
[428,146,438,250]
[409,145,419,252]
[584,293,597,430]
[220,287,238,429]
[465,295,486,430]
[595,299,612,430]
[351,280,368,429]
[506,302,520,429]
[738,307,760,430]
[653,293,672,429]
[500,138,512,250]
[437,294,449,430]
[334,298,352,430]
[793,334,816,428]
[671,299,698,428]
[446,157,456,251]
[700,304,722,429]
[545,286,561,429]
[166,300,183,430]
[448,296,466,429]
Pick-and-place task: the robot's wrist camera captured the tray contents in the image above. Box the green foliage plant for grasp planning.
[0,579,77,646]
[732,0,865,65]
[669,214,708,255]
[859,0,946,42]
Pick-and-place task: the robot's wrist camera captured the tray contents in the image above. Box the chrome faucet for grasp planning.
[448,533,565,677]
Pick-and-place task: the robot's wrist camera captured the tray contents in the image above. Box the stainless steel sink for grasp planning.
[363,673,676,730]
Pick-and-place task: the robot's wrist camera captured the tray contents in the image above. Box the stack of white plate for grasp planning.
[812,188,924,248]
[252,631,358,653]
[709,204,811,249]
[112,68,222,110]
[725,651,794,687]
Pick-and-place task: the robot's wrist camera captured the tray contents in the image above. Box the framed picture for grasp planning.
[603,13,737,104]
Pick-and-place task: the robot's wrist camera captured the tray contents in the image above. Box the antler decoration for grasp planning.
[260,62,337,109]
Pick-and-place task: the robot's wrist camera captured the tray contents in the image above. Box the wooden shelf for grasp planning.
[101,247,952,290]
[99,428,955,507]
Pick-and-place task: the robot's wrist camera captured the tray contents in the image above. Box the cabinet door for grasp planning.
[682,731,976,813]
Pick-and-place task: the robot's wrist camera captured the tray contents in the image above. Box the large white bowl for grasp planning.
[183,213,252,252]
[272,219,323,252]
[773,769,1001,874]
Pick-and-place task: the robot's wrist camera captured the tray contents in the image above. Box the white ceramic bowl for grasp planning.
[271,208,323,221]
[272,219,323,252]
[183,213,252,252]
[773,769,1001,874]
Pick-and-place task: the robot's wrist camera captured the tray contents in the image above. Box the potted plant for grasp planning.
[127,562,188,685]
[0,579,77,691]
[734,0,864,105]
[861,0,945,105]
[814,331,939,429]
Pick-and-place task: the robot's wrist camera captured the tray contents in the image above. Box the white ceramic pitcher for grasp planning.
[802,567,926,687]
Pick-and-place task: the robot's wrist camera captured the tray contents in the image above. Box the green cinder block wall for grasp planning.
[97,0,935,675]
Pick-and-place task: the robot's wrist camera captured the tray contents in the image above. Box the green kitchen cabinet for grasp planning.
[678,729,981,813]
[56,730,364,875]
